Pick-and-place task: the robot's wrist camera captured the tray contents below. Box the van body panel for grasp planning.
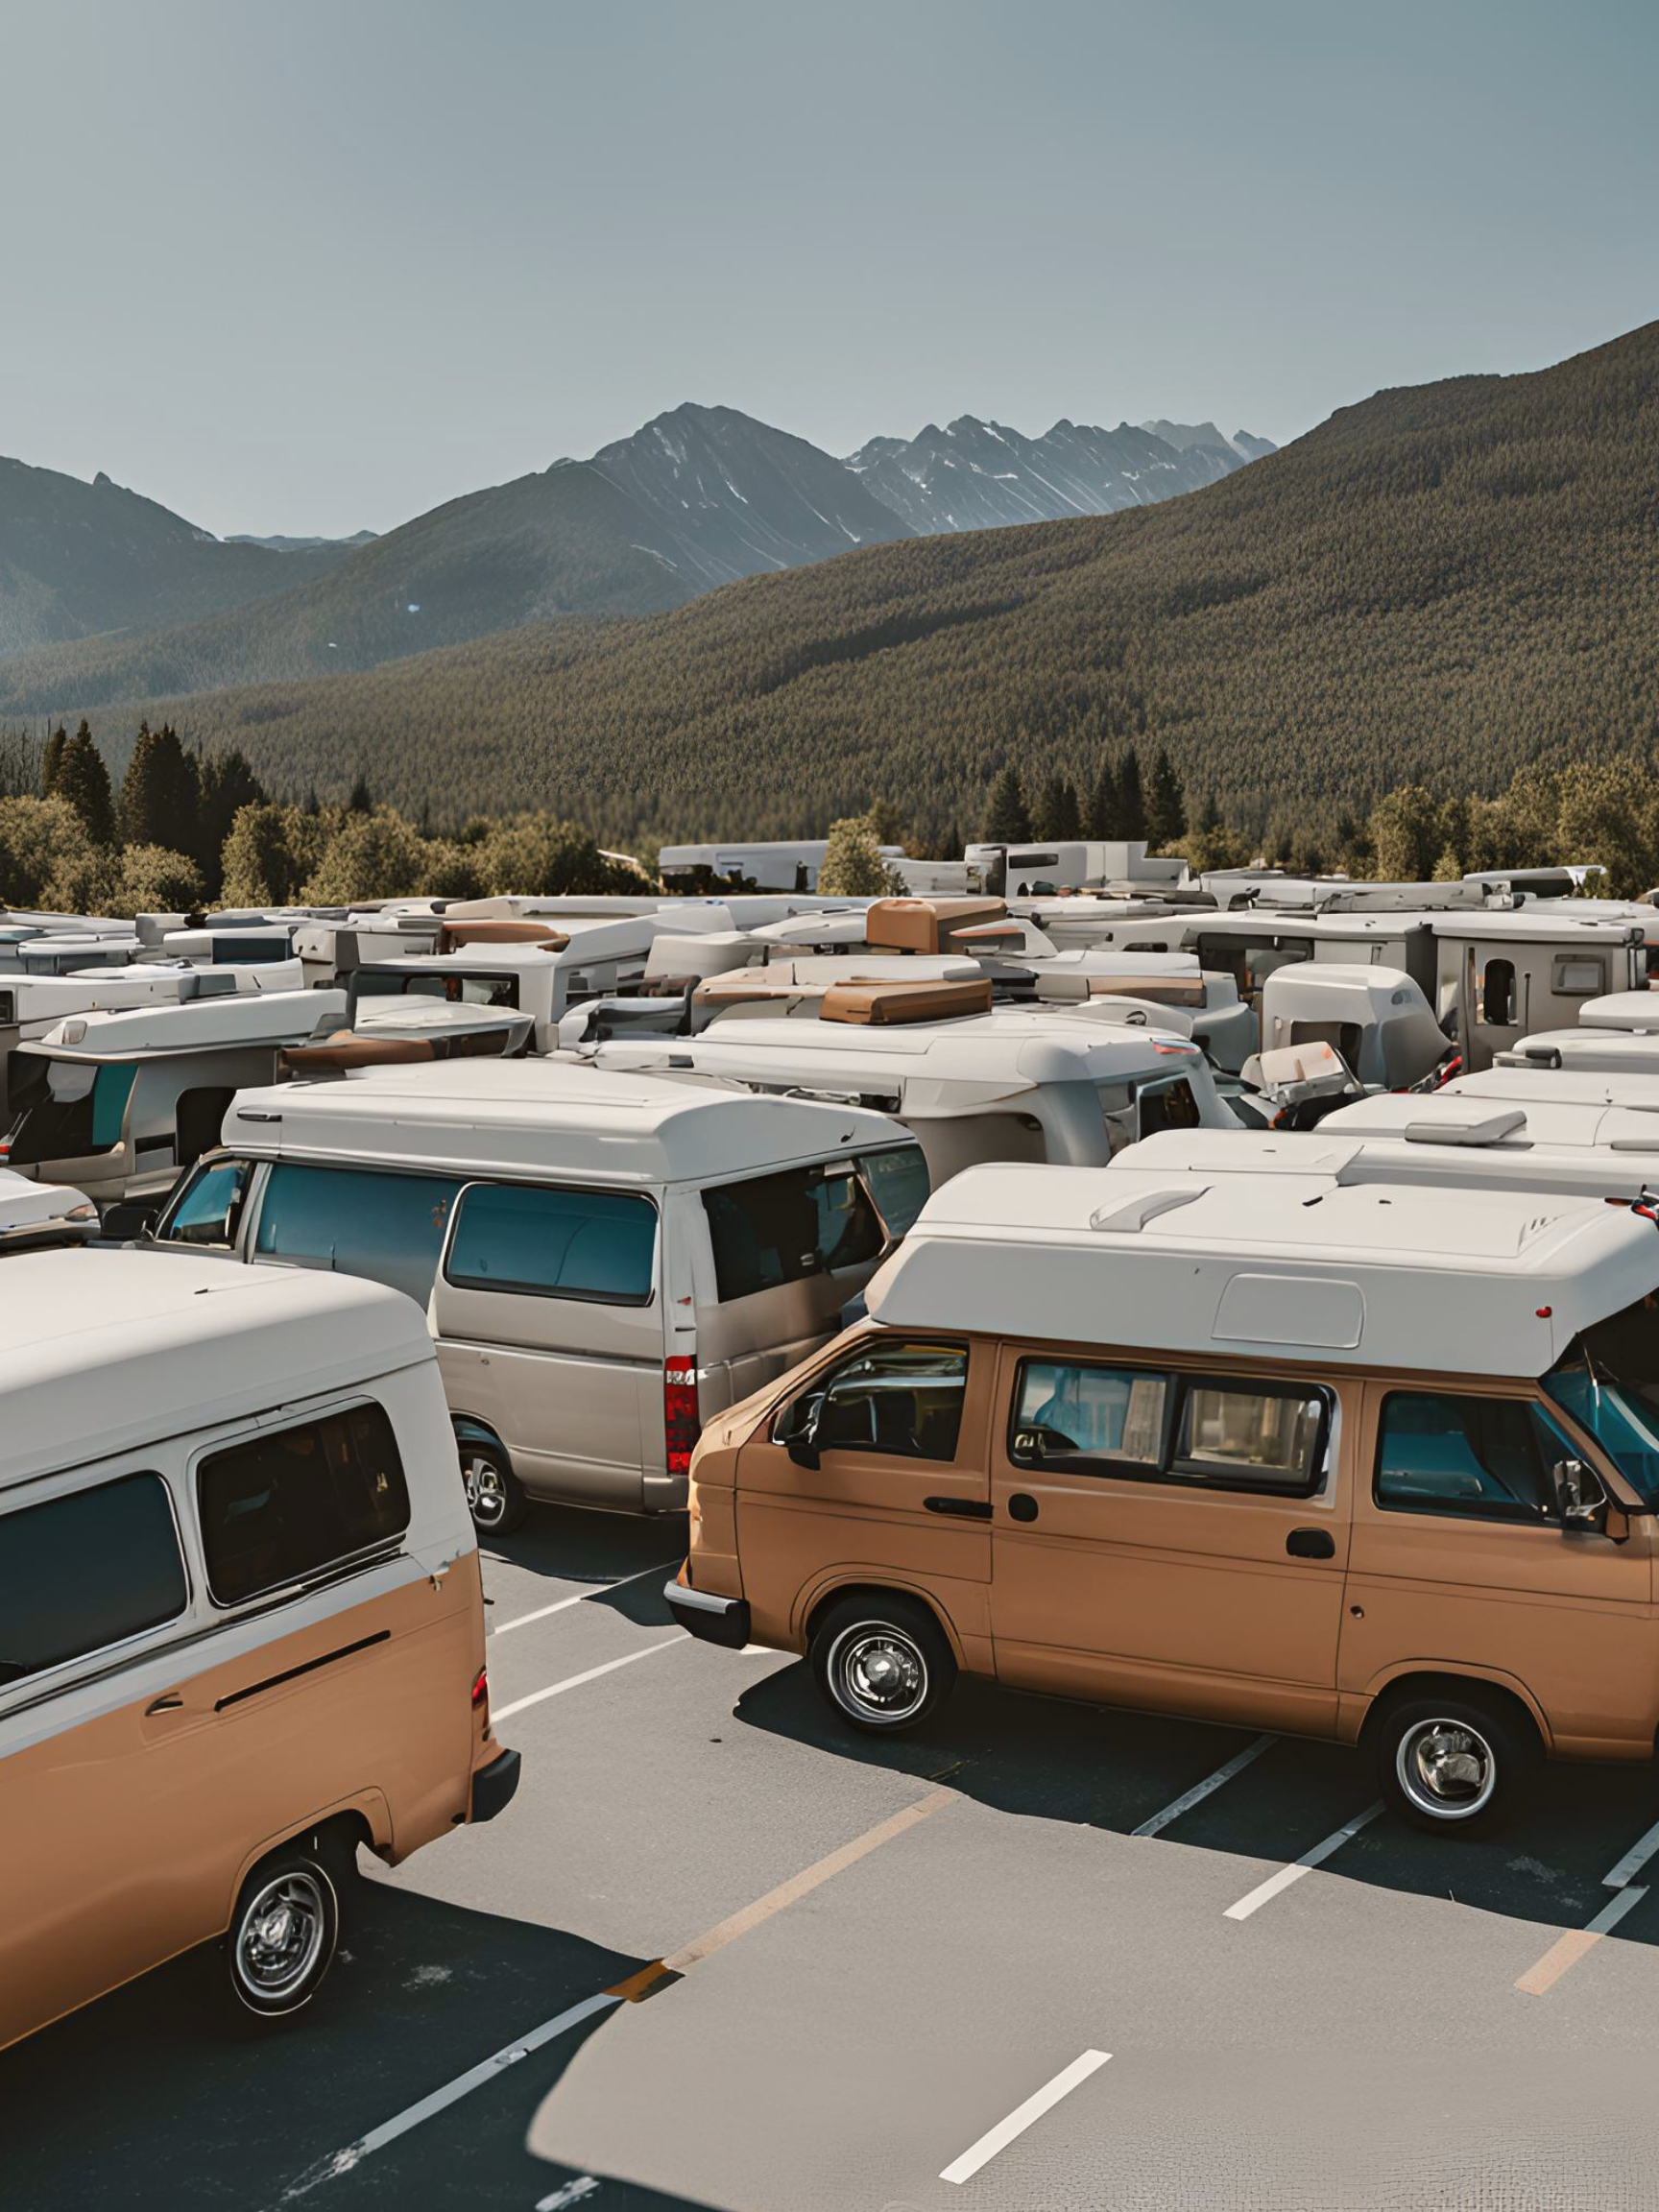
[439,1338,655,1508]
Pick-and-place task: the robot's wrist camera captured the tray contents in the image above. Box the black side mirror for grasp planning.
[782,1396,822,1471]
[1551,1458,1607,1535]
[101,1201,158,1244]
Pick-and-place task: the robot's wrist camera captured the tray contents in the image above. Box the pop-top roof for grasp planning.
[864,1161,1659,1376]
[223,1059,912,1186]
[1579,991,1659,1034]
[1497,1029,1659,1071]
[34,988,345,1059]
[0,1251,432,1490]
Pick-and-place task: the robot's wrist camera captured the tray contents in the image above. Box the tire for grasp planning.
[460,1437,528,1538]
[226,1841,341,2021]
[810,1593,956,1734]
[1373,1688,1540,1835]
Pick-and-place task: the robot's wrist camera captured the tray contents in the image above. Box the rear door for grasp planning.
[432,1179,661,1508]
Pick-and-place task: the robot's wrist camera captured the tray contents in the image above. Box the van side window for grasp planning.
[445,1183,656,1305]
[1009,1361,1329,1496]
[255,1162,465,1306]
[198,1403,410,1607]
[1376,1392,1574,1523]
[780,1341,968,1462]
[704,1163,883,1302]
[0,1473,186,1686]
[1138,1076,1201,1136]
[1480,958,1516,1026]
[161,1156,254,1247]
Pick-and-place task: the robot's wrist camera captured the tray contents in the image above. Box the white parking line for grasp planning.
[1222,1802,1382,1921]
[939,2050,1112,2186]
[493,1561,680,1637]
[1132,1735,1275,1839]
[1604,1815,1659,1889]
[536,2179,601,2209]
[1517,1885,1649,1995]
[493,1638,682,1720]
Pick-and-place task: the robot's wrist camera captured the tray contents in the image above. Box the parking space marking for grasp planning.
[1131,1735,1275,1839]
[493,1562,680,1638]
[938,2050,1112,2186]
[1222,1802,1382,1921]
[494,1637,683,1720]
[1604,1815,1659,1889]
[1516,1885,1649,1996]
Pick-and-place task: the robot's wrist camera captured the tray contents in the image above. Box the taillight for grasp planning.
[470,1665,489,1711]
[664,1355,701,1477]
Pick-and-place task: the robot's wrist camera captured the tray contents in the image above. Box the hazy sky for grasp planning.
[5,0,1655,539]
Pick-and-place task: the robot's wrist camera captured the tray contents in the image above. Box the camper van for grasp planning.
[149,1060,930,1532]
[1254,965,1453,1091]
[592,1002,1241,1184]
[2,989,345,1209]
[669,1163,1659,1832]
[0,1251,519,2052]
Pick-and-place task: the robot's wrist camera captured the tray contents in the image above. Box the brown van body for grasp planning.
[681,1325,1659,1761]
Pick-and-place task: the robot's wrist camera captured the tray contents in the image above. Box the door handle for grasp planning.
[1286,1527,1334,1560]
[144,1693,184,1715]
[1007,1493,1040,1524]
[924,1496,992,1520]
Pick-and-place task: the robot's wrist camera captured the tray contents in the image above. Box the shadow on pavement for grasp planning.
[1,1875,720,2212]
[735,1653,1659,1944]
[482,1503,688,1593]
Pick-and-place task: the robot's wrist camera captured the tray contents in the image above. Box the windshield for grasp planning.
[355,970,520,1010]
[1545,1298,1659,1506]
[3,1056,136,1167]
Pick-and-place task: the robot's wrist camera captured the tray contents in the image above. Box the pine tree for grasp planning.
[1032,773,1066,842]
[195,749,267,897]
[39,726,67,797]
[1198,790,1224,835]
[1145,746,1188,852]
[1086,756,1119,840]
[981,765,1031,843]
[348,774,373,814]
[1053,777,1082,842]
[56,721,118,847]
[121,722,201,852]
[1118,748,1148,843]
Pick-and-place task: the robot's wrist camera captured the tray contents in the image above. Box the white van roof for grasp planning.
[864,1162,1659,1376]
[1496,1030,1659,1072]
[223,1060,915,1186]
[0,1251,433,1490]
[1449,1067,1659,1110]
[33,989,346,1060]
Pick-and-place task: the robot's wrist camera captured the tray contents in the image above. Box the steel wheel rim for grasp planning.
[1396,1717,1498,1819]
[236,1871,328,1999]
[831,1624,927,1722]
[464,1454,506,1528]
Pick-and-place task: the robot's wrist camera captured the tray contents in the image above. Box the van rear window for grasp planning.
[198,1403,410,1607]
[703,1160,884,1303]
[445,1183,656,1305]
[0,1473,186,1686]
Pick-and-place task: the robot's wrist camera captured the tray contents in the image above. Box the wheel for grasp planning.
[810,1593,956,1734]
[460,1438,528,1538]
[226,1842,340,2021]
[1373,1689,1539,1834]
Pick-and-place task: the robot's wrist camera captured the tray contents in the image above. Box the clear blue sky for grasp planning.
[4,0,1654,539]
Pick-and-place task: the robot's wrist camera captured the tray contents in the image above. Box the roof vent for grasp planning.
[1403,1109,1527,1146]
[1088,1185,1204,1235]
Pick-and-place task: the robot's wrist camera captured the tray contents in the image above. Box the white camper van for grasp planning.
[149,1060,931,1531]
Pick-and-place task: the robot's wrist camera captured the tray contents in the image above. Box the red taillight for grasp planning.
[664,1355,701,1477]
[470,1665,489,1710]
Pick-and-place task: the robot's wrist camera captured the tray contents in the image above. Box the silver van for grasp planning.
[147,1059,931,1534]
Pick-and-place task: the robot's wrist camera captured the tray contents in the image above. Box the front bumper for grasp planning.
[664,1577,752,1649]
[469,1745,522,1823]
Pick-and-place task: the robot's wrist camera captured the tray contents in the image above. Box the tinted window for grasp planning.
[1481,958,1516,1026]
[5,1058,134,1166]
[162,1156,254,1246]
[198,1403,410,1606]
[1012,1361,1168,1467]
[1138,1076,1202,1136]
[1377,1392,1571,1521]
[211,936,288,963]
[255,1162,464,1306]
[0,1474,186,1686]
[445,1182,656,1304]
[357,970,520,1010]
[783,1340,967,1461]
[860,1145,930,1239]
[1176,1382,1327,1491]
[704,1162,883,1303]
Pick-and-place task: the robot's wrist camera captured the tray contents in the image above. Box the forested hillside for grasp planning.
[13,324,1656,848]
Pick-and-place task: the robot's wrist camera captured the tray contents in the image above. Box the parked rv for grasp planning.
[0,1250,518,2051]
[669,1162,1659,1832]
[148,1060,931,1531]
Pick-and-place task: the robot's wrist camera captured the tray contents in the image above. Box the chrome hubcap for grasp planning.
[834,1627,926,1720]
[1398,1719,1496,1818]
[236,1871,327,1998]
[464,1455,505,1527]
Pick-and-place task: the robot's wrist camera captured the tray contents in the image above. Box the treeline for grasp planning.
[10,322,1654,853]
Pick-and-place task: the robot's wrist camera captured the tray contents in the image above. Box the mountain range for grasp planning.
[0,403,1270,715]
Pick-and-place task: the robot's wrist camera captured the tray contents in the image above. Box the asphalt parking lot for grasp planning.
[12,1506,1659,2212]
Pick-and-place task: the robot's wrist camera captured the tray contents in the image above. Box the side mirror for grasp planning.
[781,1397,822,1471]
[101,1200,158,1244]
[1551,1458,1607,1535]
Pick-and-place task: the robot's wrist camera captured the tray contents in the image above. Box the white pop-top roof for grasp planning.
[34,988,347,1059]
[223,1059,915,1186]
[1579,991,1659,1034]
[1428,910,1644,946]
[1449,1067,1659,1111]
[590,1009,1201,1097]
[864,1161,1659,1377]
[1496,1029,1659,1073]
[0,1251,433,1491]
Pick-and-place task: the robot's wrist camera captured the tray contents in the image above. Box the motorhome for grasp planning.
[2,989,345,1209]
[148,1059,931,1531]
[1255,965,1453,1091]
[965,840,1192,898]
[590,1002,1241,1182]
[9,934,140,976]
[0,1166,97,1253]
[668,1161,1659,1832]
[0,1250,518,2051]
[139,923,305,968]
[1429,911,1646,1070]
[659,839,912,894]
